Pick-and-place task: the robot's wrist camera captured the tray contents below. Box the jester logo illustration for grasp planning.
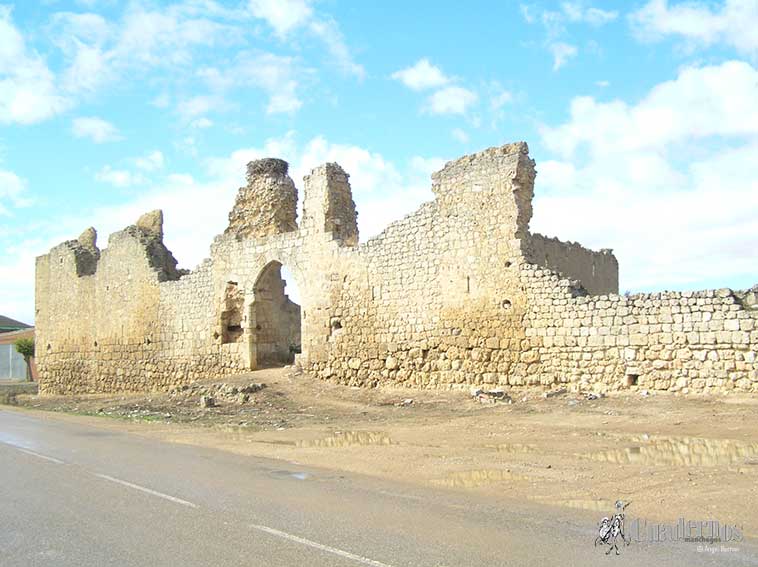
[595,500,632,555]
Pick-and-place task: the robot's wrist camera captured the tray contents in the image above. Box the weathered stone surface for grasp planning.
[136,210,164,239]
[226,158,298,239]
[35,142,758,396]
[78,227,97,249]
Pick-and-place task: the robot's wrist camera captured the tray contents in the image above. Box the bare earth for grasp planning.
[10,368,758,537]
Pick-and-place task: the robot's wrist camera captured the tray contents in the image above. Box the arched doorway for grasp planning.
[251,261,301,368]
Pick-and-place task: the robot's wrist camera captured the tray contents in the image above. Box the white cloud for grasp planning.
[630,0,758,58]
[0,6,68,124]
[308,18,365,79]
[426,86,478,115]
[248,0,313,37]
[391,58,450,91]
[490,88,513,111]
[50,12,113,94]
[177,95,226,119]
[451,128,469,143]
[111,3,242,68]
[46,2,246,109]
[190,117,213,129]
[392,59,479,117]
[71,116,122,143]
[135,151,165,171]
[521,2,614,69]
[561,3,618,25]
[550,42,578,70]
[95,166,145,188]
[247,0,364,78]
[534,60,758,292]
[541,60,758,158]
[0,169,29,215]
[198,52,304,115]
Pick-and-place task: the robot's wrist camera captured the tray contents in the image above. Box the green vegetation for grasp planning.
[13,338,34,381]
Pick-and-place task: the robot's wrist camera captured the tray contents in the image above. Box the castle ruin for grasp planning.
[35,142,758,395]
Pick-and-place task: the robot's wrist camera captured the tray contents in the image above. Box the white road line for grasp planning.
[250,523,395,567]
[94,473,198,509]
[15,447,65,465]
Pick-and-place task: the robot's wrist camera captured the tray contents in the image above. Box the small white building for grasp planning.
[0,317,34,381]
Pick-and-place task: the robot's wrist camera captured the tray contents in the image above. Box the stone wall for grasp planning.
[520,268,758,393]
[526,233,618,295]
[35,142,758,395]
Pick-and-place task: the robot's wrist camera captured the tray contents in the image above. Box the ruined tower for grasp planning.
[225,158,298,239]
[301,163,358,246]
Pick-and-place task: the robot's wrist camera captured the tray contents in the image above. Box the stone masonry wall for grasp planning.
[520,267,758,393]
[35,142,758,395]
[526,233,618,295]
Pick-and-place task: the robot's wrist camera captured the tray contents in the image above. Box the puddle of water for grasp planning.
[270,469,310,481]
[585,436,758,466]
[432,469,523,489]
[294,431,395,449]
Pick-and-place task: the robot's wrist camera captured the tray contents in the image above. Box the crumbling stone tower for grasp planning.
[226,158,298,239]
[302,163,359,246]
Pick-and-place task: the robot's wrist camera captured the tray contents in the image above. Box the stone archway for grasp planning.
[250,261,302,368]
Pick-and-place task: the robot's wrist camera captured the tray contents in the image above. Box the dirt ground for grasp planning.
[9,367,758,537]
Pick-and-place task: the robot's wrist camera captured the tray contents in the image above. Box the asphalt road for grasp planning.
[1,408,756,567]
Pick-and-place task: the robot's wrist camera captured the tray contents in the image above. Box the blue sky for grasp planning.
[1,0,757,324]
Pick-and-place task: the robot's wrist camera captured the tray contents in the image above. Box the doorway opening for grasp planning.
[252,261,301,367]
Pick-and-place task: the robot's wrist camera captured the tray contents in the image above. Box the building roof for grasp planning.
[0,327,34,345]
[0,315,32,333]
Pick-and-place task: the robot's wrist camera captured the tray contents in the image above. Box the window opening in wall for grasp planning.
[626,373,639,387]
[220,281,245,344]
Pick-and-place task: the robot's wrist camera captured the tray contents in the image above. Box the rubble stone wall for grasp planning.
[35,142,758,395]
[521,267,758,394]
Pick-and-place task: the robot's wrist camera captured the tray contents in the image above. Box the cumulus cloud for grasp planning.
[0,7,68,124]
[630,0,758,58]
[534,60,758,292]
[561,2,618,25]
[248,0,364,78]
[197,52,305,115]
[521,2,615,69]
[391,58,450,91]
[135,151,165,171]
[541,60,758,157]
[71,116,122,143]
[549,42,578,70]
[94,166,146,188]
[425,86,478,115]
[392,58,478,116]
[248,0,313,37]
[0,169,29,215]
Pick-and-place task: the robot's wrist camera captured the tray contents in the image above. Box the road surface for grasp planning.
[0,408,756,566]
